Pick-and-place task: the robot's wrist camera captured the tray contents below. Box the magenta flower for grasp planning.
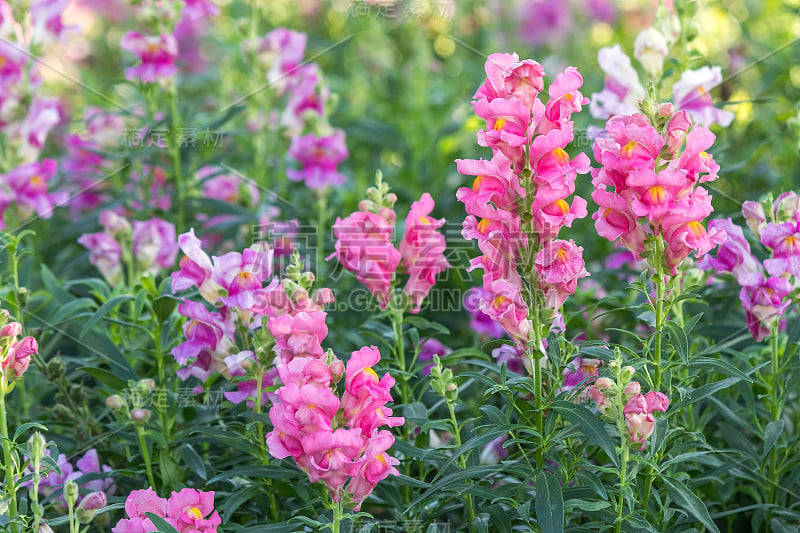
[331,209,401,308]
[198,166,259,206]
[30,0,77,44]
[112,487,220,533]
[672,66,734,128]
[257,28,307,87]
[120,31,179,83]
[132,218,179,274]
[287,130,348,189]
[760,221,800,278]
[623,390,669,449]
[166,489,221,532]
[267,310,328,362]
[77,232,123,285]
[740,276,792,342]
[417,338,450,376]
[171,229,225,305]
[516,0,572,47]
[2,336,36,379]
[562,357,601,391]
[535,239,589,308]
[4,160,67,222]
[464,287,506,339]
[697,218,762,287]
[491,344,526,375]
[399,193,450,313]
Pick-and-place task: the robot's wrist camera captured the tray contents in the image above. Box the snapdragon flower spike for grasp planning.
[3,160,67,224]
[331,204,401,308]
[25,448,115,505]
[623,390,669,450]
[760,220,800,278]
[400,193,451,313]
[266,346,402,510]
[132,218,179,275]
[740,277,792,342]
[287,130,348,189]
[696,218,763,288]
[120,32,179,83]
[458,53,590,345]
[591,108,726,274]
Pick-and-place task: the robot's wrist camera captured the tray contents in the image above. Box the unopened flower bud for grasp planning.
[624,381,641,397]
[329,359,345,382]
[17,287,29,308]
[52,404,72,422]
[621,366,636,382]
[634,28,669,78]
[64,479,79,508]
[99,210,131,238]
[594,377,614,390]
[131,408,150,424]
[46,357,65,380]
[77,491,107,523]
[27,431,47,463]
[0,321,21,337]
[742,201,766,239]
[39,521,54,533]
[106,395,125,410]
[137,379,156,394]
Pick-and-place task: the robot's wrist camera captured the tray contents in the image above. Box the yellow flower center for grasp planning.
[29,175,44,187]
[645,186,667,204]
[472,175,484,191]
[621,141,638,158]
[493,118,506,130]
[477,218,490,234]
[492,295,509,308]
[556,247,569,263]
[552,147,569,165]
[419,216,431,225]
[186,507,203,520]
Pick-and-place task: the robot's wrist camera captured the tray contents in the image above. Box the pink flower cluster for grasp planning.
[25,448,115,505]
[456,53,590,345]
[589,378,669,450]
[254,28,349,189]
[171,229,279,392]
[267,342,403,509]
[331,188,449,313]
[78,211,178,284]
[112,487,220,533]
[561,357,602,392]
[592,105,726,274]
[0,313,37,381]
[699,192,800,341]
[119,0,216,83]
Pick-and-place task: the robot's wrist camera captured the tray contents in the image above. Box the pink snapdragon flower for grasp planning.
[672,67,734,128]
[267,310,328,362]
[760,221,800,278]
[267,346,402,509]
[120,32,179,83]
[2,335,37,379]
[562,357,601,391]
[287,130,348,189]
[399,193,450,313]
[740,276,792,342]
[112,487,220,533]
[535,239,589,308]
[4,160,67,222]
[458,53,590,346]
[516,0,572,48]
[30,0,77,44]
[256,28,307,89]
[77,232,123,285]
[696,218,762,287]
[591,109,726,273]
[464,287,506,339]
[132,218,179,274]
[623,390,669,449]
[331,209,400,307]
[171,229,224,305]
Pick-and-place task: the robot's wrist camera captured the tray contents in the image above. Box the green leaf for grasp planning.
[80,295,135,339]
[222,486,259,523]
[82,367,128,391]
[178,443,207,480]
[13,422,47,441]
[535,471,564,533]
[550,401,619,467]
[153,295,179,323]
[664,321,688,364]
[662,476,720,533]
[145,513,181,533]
[763,420,785,457]
[672,362,767,409]
[689,357,752,383]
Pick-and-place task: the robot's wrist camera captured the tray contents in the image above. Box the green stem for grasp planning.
[169,83,186,234]
[68,499,77,533]
[767,322,782,524]
[135,425,157,490]
[0,380,19,533]
[531,317,544,469]
[448,401,476,525]
[315,189,329,282]
[155,323,171,446]
[653,247,666,392]
[331,496,343,533]
[615,371,631,533]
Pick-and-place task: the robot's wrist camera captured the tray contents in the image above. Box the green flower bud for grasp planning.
[64,479,79,509]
